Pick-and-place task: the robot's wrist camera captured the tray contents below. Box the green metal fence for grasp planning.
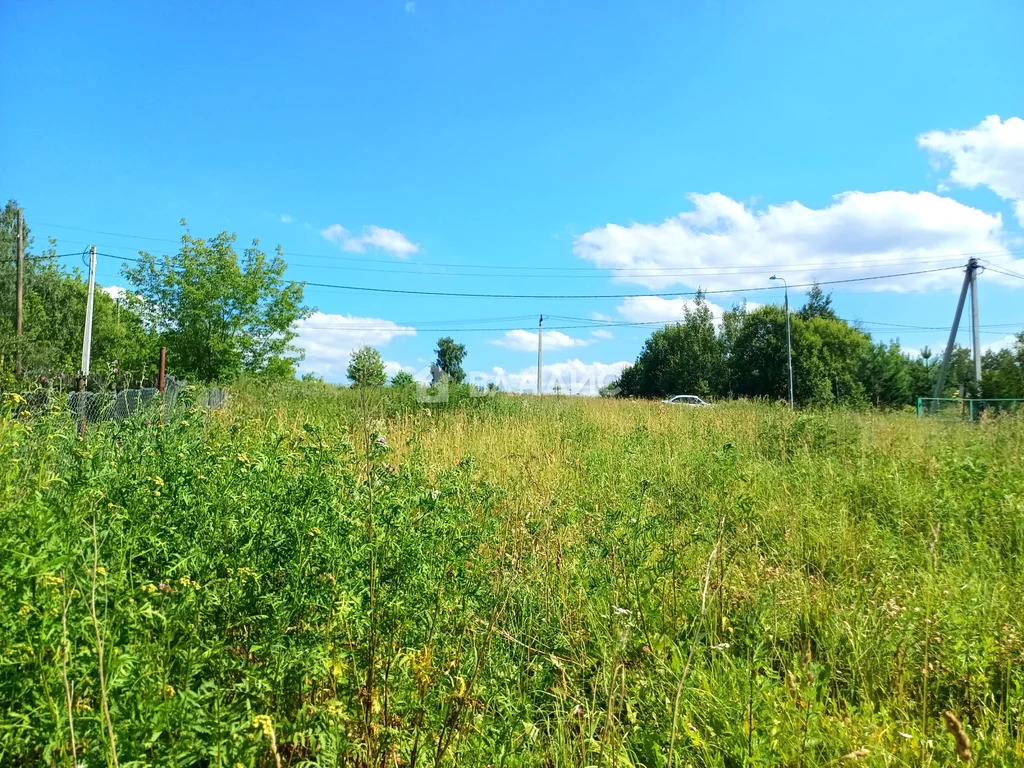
[916,397,1024,419]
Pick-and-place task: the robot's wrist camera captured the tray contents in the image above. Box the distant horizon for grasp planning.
[4,0,1023,392]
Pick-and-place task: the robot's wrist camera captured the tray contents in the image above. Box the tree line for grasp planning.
[1,201,310,388]
[612,286,1024,406]
[4,198,1023,404]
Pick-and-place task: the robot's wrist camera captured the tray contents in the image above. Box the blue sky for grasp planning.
[3,0,1024,392]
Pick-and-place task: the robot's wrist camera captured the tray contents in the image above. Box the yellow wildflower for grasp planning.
[252,714,274,738]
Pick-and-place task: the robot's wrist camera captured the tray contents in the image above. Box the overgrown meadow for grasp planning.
[2,381,1023,766]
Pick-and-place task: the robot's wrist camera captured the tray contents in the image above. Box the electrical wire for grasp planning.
[75,240,972,279]
[296,265,964,300]
[34,219,1024,275]
[983,262,1024,281]
[92,252,967,296]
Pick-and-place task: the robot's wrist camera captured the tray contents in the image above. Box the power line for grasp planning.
[983,262,1024,281]
[296,265,963,300]
[88,251,968,281]
[33,222,181,244]
[73,238,972,278]
[294,318,1023,335]
[34,219,1024,275]
[90,251,967,295]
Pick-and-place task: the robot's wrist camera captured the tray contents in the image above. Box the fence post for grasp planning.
[969,400,974,422]
[916,398,922,418]
[76,375,87,437]
[157,347,166,425]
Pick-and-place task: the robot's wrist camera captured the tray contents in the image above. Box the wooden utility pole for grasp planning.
[933,258,981,401]
[536,314,543,396]
[15,209,24,378]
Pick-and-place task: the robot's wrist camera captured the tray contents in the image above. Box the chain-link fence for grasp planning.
[20,375,228,424]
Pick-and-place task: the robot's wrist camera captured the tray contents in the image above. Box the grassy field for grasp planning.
[2,381,1023,767]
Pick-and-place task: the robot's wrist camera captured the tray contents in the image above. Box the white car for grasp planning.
[661,395,712,407]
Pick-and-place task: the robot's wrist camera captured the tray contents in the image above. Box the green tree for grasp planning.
[798,282,838,321]
[805,315,870,404]
[728,305,792,402]
[434,336,467,384]
[617,296,725,399]
[390,370,415,387]
[935,345,976,397]
[122,226,310,382]
[729,305,870,406]
[0,201,156,384]
[906,352,937,400]
[860,341,912,407]
[347,346,387,387]
[981,335,1024,398]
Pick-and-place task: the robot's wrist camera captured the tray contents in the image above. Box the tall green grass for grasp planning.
[2,382,1023,766]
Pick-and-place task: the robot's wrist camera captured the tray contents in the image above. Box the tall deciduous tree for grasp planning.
[727,305,792,402]
[122,226,310,382]
[616,296,725,398]
[981,335,1024,398]
[1,200,156,384]
[348,346,387,388]
[434,336,467,384]
[390,371,415,387]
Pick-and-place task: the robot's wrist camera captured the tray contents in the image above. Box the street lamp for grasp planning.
[770,275,794,409]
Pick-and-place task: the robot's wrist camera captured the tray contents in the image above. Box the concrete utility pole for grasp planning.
[970,259,982,386]
[15,209,24,378]
[537,314,543,396]
[769,275,794,409]
[80,246,98,378]
[933,258,981,400]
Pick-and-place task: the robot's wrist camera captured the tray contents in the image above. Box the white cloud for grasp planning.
[918,115,1024,225]
[616,296,727,323]
[591,329,614,340]
[281,214,294,224]
[480,359,630,395]
[490,328,591,352]
[320,224,420,258]
[614,296,762,331]
[982,334,1020,354]
[384,360,416,379]
[293,312,416,381]
[574,190,1022,292]
[102,285,126,301]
